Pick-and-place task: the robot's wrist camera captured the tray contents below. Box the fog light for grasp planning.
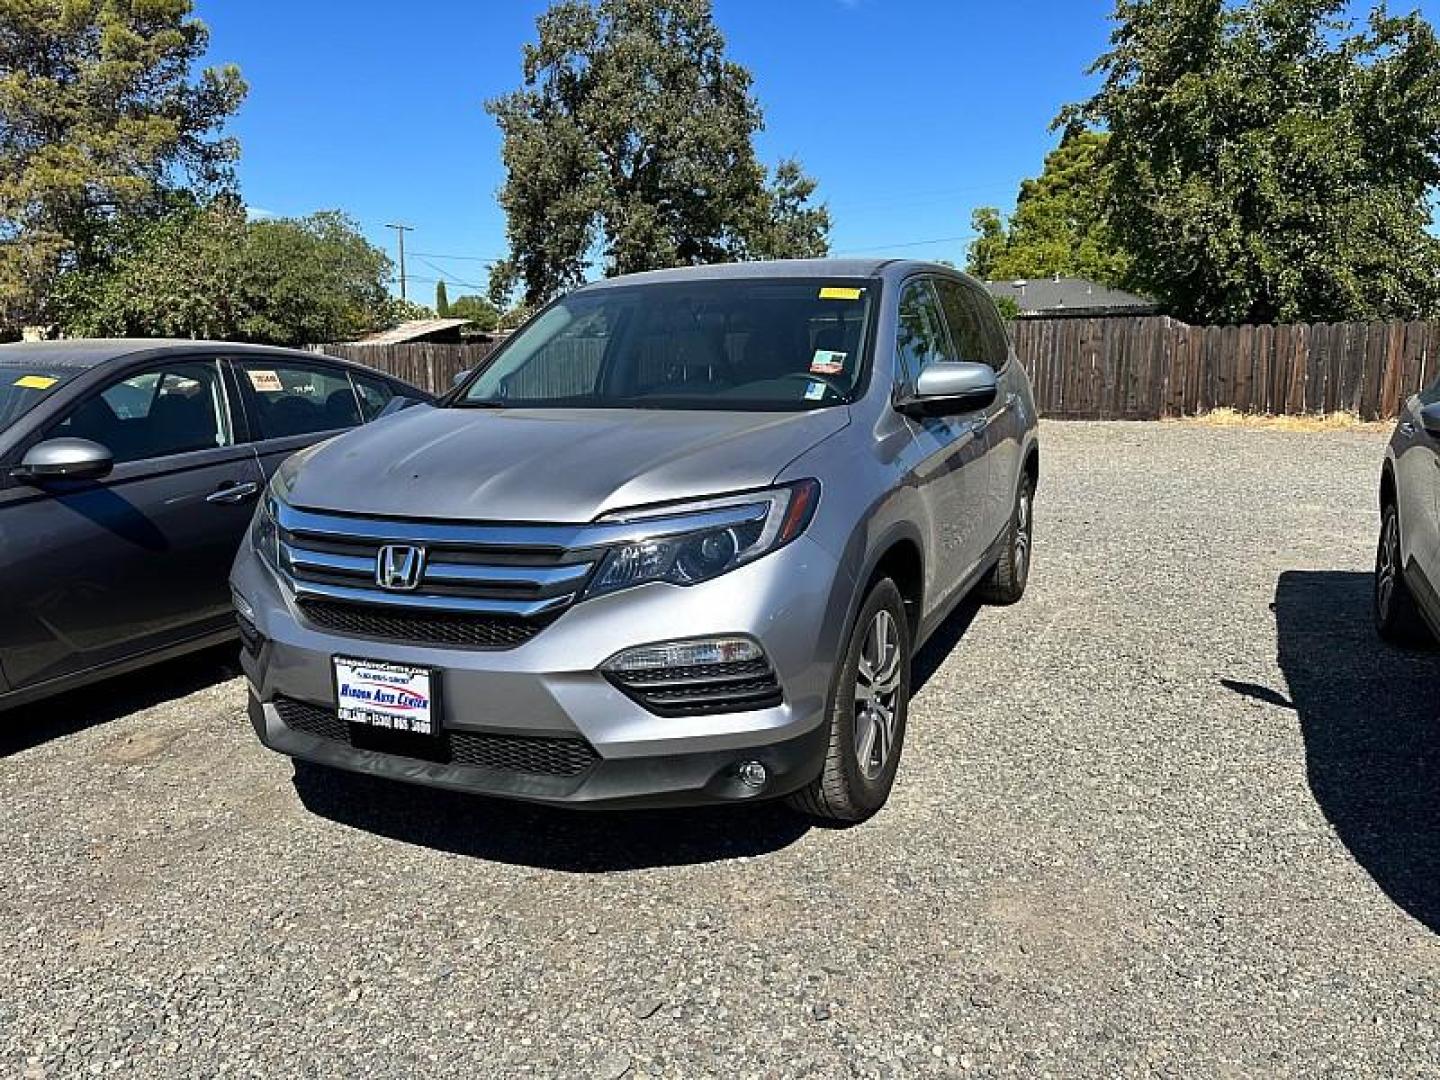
[232,590,256,623]
[737,761,768,788]
[604,636,763,674]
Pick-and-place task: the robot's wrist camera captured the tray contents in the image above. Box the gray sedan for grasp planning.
[0,340,429,712]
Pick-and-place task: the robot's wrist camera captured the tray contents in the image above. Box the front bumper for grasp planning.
[231,533,852,807]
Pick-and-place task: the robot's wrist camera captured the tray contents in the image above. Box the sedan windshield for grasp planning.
[0,366,76,433]
[457,278,875,411]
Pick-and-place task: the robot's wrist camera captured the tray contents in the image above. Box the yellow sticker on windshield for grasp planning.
[819,287,864,301]
[14,375,57,390]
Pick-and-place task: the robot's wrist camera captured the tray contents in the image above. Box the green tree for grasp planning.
[1063,0,1440,323]
[967,132,1130,287]
[967,207,1010,282]
[0,0,247,329]
[57,204,395,345]
[435,280,451,317]
[486,0,829,307]
[236,211,394,343]
[746,159,830,261]
[448,294,502,331]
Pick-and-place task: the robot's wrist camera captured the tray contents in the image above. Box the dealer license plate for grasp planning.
[333,657,437,737]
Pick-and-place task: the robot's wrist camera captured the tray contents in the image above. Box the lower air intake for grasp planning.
[273,696,598,777]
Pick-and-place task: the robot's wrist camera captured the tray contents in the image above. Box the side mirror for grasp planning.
[451,368,472,388]
[376,395,426,419]
[13,438,114,483]
[898,362,999,418]
[1421,402,1440,438]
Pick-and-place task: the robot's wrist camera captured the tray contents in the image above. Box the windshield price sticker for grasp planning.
[810,350,846,375]
[819,286,864,301]
[14,375,58,390]
[247,369,284,392]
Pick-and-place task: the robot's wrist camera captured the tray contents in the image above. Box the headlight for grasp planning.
[250,486,283,572]
[586,480,819,598]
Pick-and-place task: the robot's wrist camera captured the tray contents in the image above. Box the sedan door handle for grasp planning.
[206,481,260,506]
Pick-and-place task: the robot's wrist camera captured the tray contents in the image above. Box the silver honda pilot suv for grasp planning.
[231,259,1039,822]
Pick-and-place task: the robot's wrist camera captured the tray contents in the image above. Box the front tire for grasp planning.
[1375,500,1431,646]
[788,578,912,824]
[978,471,1034,605]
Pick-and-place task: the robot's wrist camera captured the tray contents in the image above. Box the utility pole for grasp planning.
[384,223,414,301]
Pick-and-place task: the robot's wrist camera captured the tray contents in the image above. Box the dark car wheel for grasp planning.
[788,578,911,824]
[1375,500,1432,646]
[978,471,1034,605]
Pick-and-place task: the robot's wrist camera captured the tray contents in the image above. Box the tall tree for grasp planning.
[487,0,829,307]
[435,280,450,317]
[0,0,247,329]
[1064,0,1440,323]
[967,131,1130,287]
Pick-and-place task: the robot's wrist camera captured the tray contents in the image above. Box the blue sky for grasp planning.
[202,0,1437,299]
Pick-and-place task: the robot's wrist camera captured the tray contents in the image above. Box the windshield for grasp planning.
[457,278,875,411]
[0,366,77,433]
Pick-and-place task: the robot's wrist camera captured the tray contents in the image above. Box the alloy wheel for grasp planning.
[1014,485,1033,585]
[854,609,903,780]
[1377,509,1400,618]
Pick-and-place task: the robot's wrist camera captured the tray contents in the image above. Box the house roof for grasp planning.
[985,277,1160,317]
[355,318,472,345]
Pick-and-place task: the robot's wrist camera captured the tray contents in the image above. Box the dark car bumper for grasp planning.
[249,692,829,809]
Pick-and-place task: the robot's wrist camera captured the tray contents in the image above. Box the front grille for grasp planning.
[606,658,784,717]
[273,696,598,777]
[274,504,601,647]
[298,599,543,649]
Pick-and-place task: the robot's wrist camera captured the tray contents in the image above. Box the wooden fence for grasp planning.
[314,342,497,394]
[1013,317,1438,421]
[322,317,1438,421]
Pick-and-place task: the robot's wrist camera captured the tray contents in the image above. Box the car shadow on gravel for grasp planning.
[0,645,240,758]
[1273,571,1440,934]
[291,764,811,871]
[290,597,988,871]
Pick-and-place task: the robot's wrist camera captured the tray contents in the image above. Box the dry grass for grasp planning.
[1172,407,1392,433]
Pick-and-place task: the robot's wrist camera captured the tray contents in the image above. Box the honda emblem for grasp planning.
[376,544,425,591]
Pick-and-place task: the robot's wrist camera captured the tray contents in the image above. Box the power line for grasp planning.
[409,251,505,263]
[833,233,979,255]
[413,255,486,293]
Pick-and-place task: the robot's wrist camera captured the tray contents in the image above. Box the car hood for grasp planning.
[284,404,851,522]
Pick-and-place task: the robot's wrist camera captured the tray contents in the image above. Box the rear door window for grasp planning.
[50,362,231,463]
[236,361,363,440]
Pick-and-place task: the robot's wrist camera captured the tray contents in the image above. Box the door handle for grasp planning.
[207,481,260,506]
[1399,422,1417,438]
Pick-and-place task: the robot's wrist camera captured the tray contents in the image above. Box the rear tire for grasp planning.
[977,471,1034,605]
[1375,500,1432,646]
[788,578,911,824]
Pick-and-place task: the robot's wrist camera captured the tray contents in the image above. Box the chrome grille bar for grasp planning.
[290,580,575,618]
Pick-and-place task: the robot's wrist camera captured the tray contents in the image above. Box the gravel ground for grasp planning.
[3,419,1438,1079]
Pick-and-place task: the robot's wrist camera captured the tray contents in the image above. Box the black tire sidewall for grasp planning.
[829,578,912,815]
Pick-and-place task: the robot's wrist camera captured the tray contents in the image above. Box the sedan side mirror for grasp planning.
[451,368,472,388]
[898,362,999,418]
[13,437,114,484]
[1421,401,1440,438]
